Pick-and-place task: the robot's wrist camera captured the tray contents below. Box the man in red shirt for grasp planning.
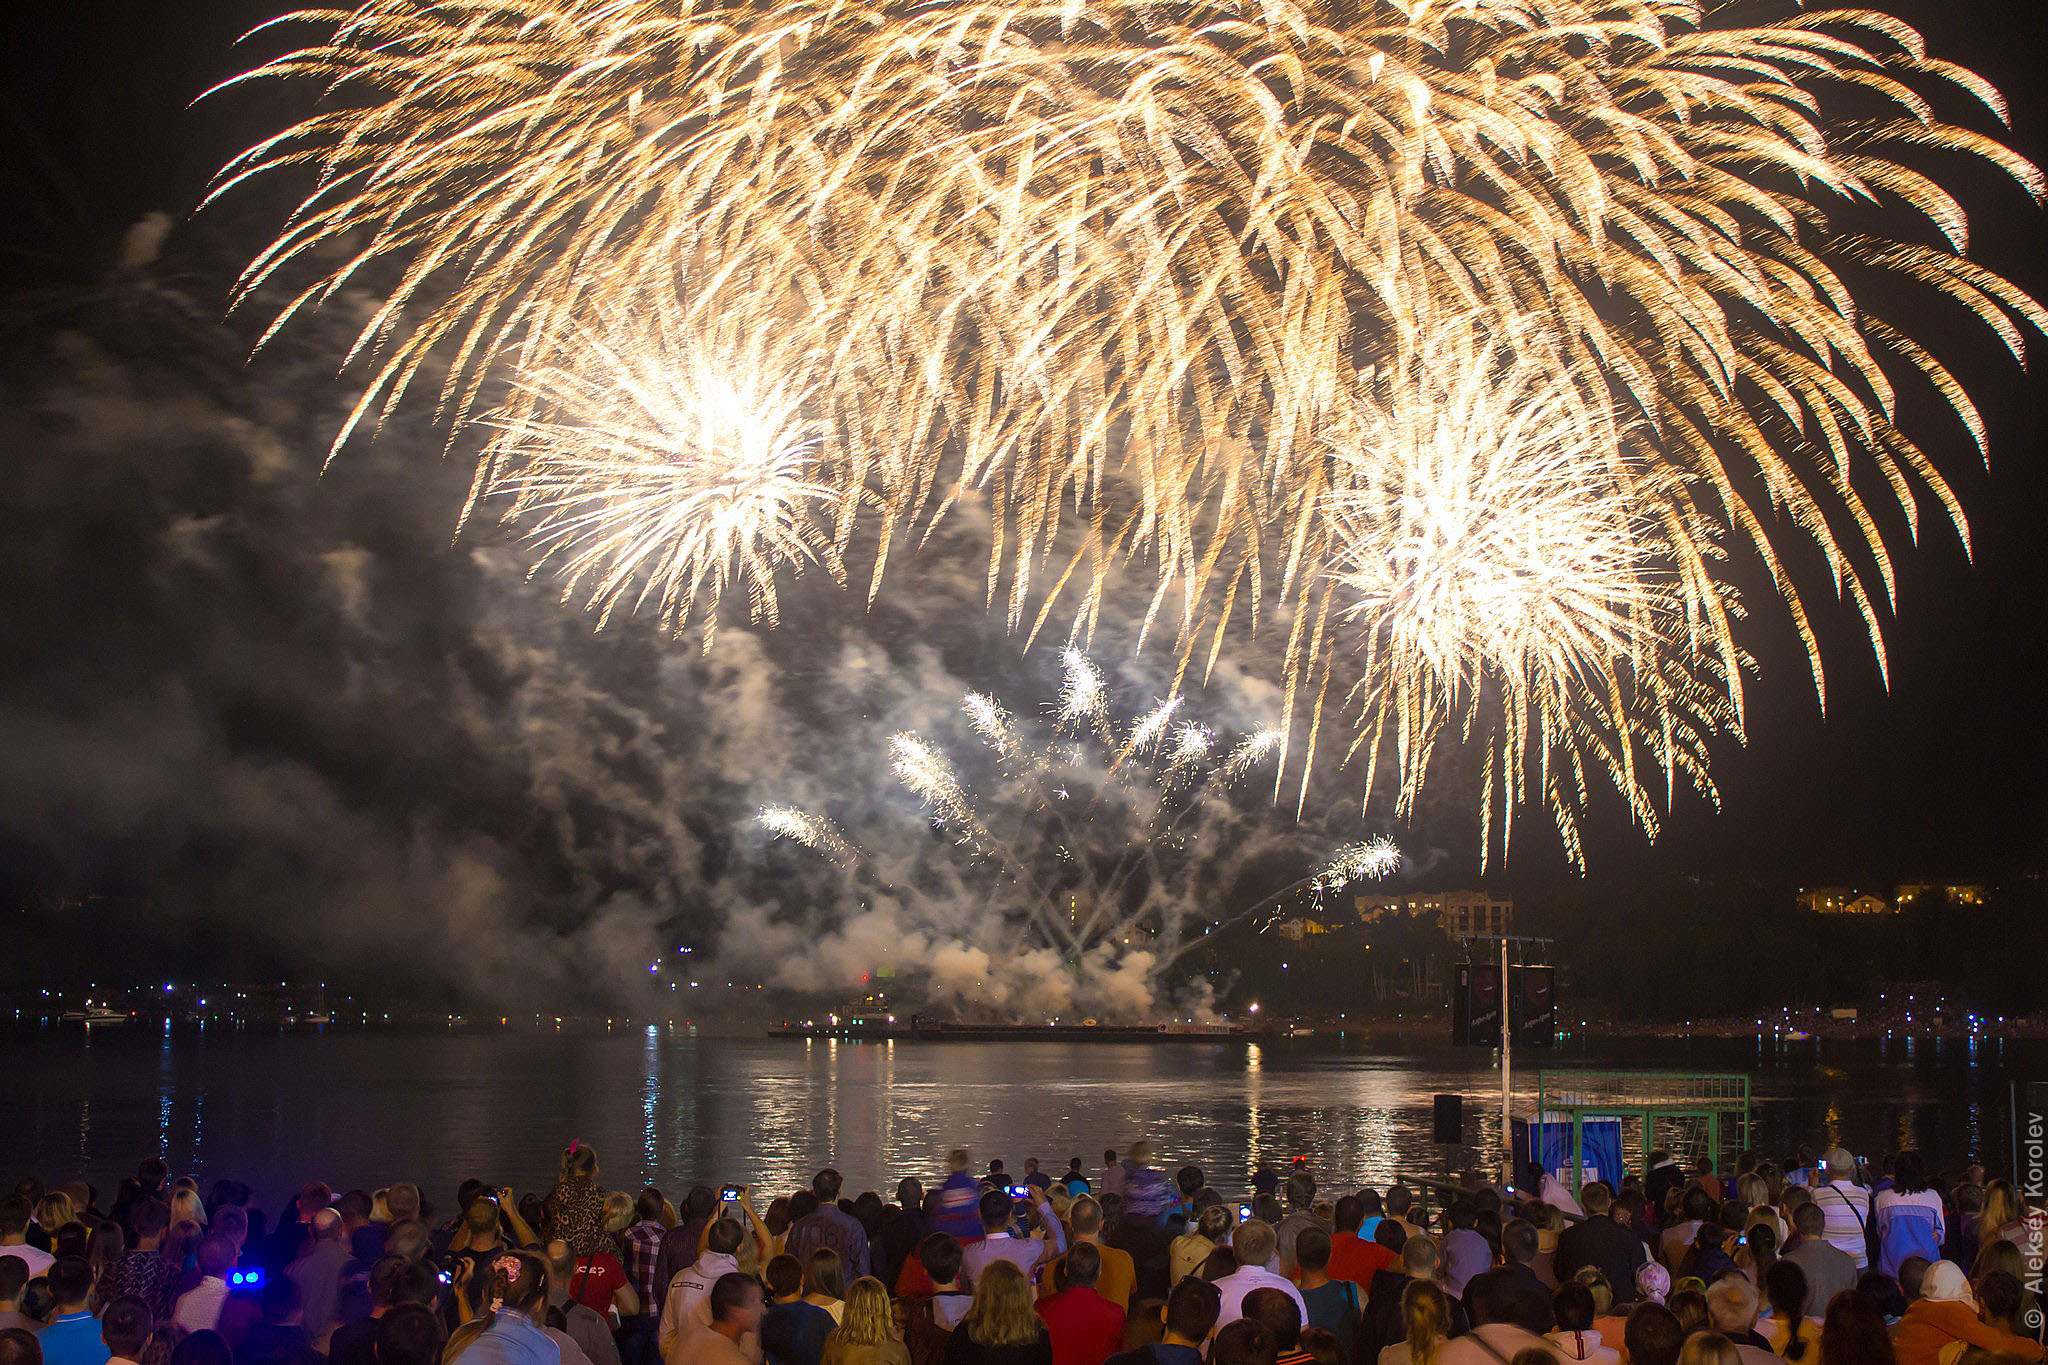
[1326,1195,1397,1287]
[1037,1243,1126,1365]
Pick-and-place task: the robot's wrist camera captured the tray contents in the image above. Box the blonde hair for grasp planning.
[1402,1279,1448,1365]
[603,1192,636,1235]
[1980,1181,2021,1247]
[831,1278,897,1349]
[1678,1334,1741,1365]
[169,1189,208,1229]
[37,1192,78,1235]
[964,1261,1044,1349]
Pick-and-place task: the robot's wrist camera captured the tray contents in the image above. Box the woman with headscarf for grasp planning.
[1890,1262,2043,1365]
[1634,1263,1671,1308]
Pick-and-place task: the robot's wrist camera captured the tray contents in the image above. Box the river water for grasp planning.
[1,1024,2036,1205]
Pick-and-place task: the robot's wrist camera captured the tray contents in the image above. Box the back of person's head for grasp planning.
[764,1254,804,1299]
[1574,1268,1614,1315]
[1104,1150,1118,1165]
[1471,1268,1553,1334]
[1211,1318,1276,1365]
[897,1178,924,1210]
[601,1191,635,1236]
[1196,1204,1233,1243]
[635,1188,667,1226]
[0,1256,27,1304]
[1554,1281,1597,1332]
[1668,1289,1709,1336]
[196,1234,237,1280]
[1764,1263,1813,1361]
[1244,1287,1303,1350]
[1069,1197,1104,1236]
[1854,1272,1905,1322]
[0,1327,41,1365]
[1330,1195,1364,1234]
[383,1182,421,1224]
[1582,1183,1614,1216]
[1199,1246,1239,1281]
[1062,1241,1102,1290]
[1374,1218,1407,1254]
[464,1195,500,1238]
[50,1256,95,1308]
[1230,1217,1274,1268]
[706,1218,745,1256]
[1976,1271,2023,1326]
[1164,1276,1222,1344]
[789,1191,820,1223]
[560,1143,598,1182]
[1447,1202,1477,1231]
[375,1303,447,1365]
[947,1149,971,1174]
[1707,1274,1759,1333]
[1679,1332,1741,1365]
[918,1234,963,1287]
[171,1330,233,1365]
[545,1239,577,1282]
[298,1181,333,1217]
[385,1219,429,1263]
[1680,1188,1714,1223]
[709,1271,760,1325]
[803,1248,845,1301]
[963,1259,1040,1349]
[336,1190,372,1225]
[1295,1225,1333,1275]
[484,1250,549,1315]
[1626,1304,1687,1365]
[1178,1166,1205,1197]
[1891,1152,1927,1196]
[813,1169,843,1202]
[212,1205,248,1246]
[684,1186,717,1221]
[129,1198,170,1241]
[978,1190,1013,1232]
[1502,1219,1538,1266]
[1399,1279,1449,1365]
[1896,1257,1928,1302]
[1401,1233,1439,1278]
[1822,1290,1897,1365]
[101,1296,152,1359]
[1386,1184,1413,1217]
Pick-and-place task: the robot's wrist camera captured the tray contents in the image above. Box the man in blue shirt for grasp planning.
[36,1258,109,1365]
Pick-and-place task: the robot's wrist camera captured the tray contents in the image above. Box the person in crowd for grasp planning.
[962,1193,1061,1293]
[36,1258,107,1365]
[546,1240,624,1365]
[670,1274,766,1365]
[0,1258,33,1333]
[1241,1289,1314,1365]
[1781,1203,1857,1321]
[943,1261,1052,1365]
[1378,1279,1447,1365]
[1365,1235,1463,1363]
[1702,1276,1776,1365]
[1041,1202,1126,1314]
[1274,1177,1322,1281]
[822,1278,908,1365]
[1556,1186,1646,1306]
[171,1235,238,1334]
[1501,1223,1554,1323]
[1436,1270,1561,1365]
[1890,1262,2042,1365]
[1212,1223,1306,1336]
[1034,1244,1123,1365]
[1170,1206,1231,1289]
[1212,1319,1275,1365]
[1759,1262,1819,1364]
[375,1304,448,1365]
[1294,1227,1360,1361]
[547,1144,611,1261]
[762,1255,835,1365]
[5,1200,58,1281]
[1808,1154,1872,1273]
[96,1298,149,1365]
[916,1238,972,1333]
[101,1201,176,1323]
[0,1329,40,1365]
[1818,1291,1895,1365]
[1439,1208,1491,1304]
[1873,1156,1944,1284]
[1544,1283,1615,1365]
[790,1175,872,1281]
[1659,1192,1715,1276]
[803,1251,849,1326]
[329,1256,436,1365]
[287,1207,347,1344]
[622,1191,674,1365]
[1060,1166,1090,1201]
[664,1220,752,1356]
[1329,1197,1395,1290]
[1625,1305,1686,1365]
[239,1276,322,1365]
[1107,1276,1219,1365]
[934,1157,986,1247]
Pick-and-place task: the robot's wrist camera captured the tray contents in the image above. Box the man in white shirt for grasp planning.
[1212,1221,1307,1335]
[1809,1148,1872,1270]
[961,1190,1063,1290]
[173,1236,239,1333]
[660,1220,744,1361]
[0,1198,53,1279]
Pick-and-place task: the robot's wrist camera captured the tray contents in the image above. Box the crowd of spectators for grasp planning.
[1,1138,2040,1365]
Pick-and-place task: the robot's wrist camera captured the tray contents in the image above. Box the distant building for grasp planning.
[1895,883,1989,907]
[1355,890,1512,938]
[1272,917,1335,941]
[1796,887,1896,915]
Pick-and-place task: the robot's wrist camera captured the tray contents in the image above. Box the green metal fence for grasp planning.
[1534,1070,1753,1195]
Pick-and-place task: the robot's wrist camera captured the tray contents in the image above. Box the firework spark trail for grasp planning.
[1312,838,1404,897]
[215,0,2044,864]
[757,805,857,867]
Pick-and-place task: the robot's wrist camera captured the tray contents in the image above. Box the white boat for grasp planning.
[59,1007,131,1024]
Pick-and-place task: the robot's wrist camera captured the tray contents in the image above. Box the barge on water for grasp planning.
[768,1013,1277,1043]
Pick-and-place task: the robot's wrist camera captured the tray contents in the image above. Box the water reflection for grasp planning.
[0,1028,2041,1199]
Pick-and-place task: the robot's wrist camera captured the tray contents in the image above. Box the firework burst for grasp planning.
[215,0,2043,863]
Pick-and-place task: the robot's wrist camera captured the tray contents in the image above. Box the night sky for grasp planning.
[3,0,2045,999]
